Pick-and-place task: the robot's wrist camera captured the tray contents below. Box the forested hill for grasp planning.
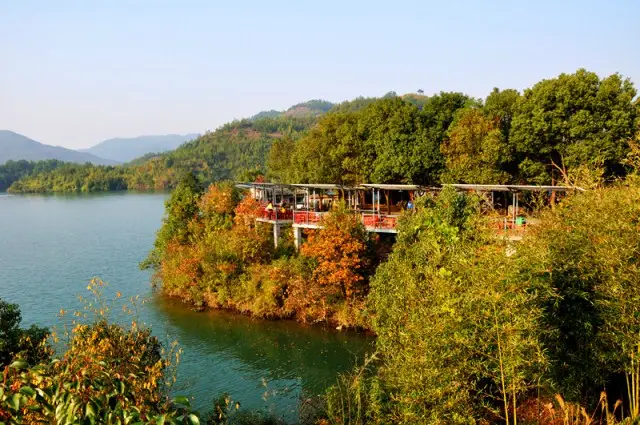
[250,99,335,120]
[7,115,317,193]
[80,133,199,163]
[268,70,638,186]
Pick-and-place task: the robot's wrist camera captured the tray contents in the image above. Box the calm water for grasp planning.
[0,192,372,420]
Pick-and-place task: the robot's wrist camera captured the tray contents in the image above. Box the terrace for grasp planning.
[237,182,583,247]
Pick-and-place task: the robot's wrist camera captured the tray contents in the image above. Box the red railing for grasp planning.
[361,213,398,230]
[293,211,325,225]
[259,209,293,221]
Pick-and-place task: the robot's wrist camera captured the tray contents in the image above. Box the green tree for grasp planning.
[441,108,512,183]
[266,136,296,183]
[483,88,520,137]
[290,111,365,185]
[511,69,638,183]
[0,299,50,366]
[361,97,424,184]
[517,179,640,408]
[141,172,203,270]
[369,189,547,424]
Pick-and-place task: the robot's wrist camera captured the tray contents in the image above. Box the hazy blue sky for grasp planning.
[1,0,639,149]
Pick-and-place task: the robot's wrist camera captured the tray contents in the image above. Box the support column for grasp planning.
[293,226,303,250]
[273,224,281,248]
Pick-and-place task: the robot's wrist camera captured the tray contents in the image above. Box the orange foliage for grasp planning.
[300,210,370,301]
[160,238,204,300]
[198,183,236,216]
[233,196,264,227]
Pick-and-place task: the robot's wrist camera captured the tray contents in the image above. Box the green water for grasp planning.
[0,192,372,420]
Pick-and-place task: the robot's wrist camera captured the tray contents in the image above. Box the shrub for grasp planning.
[368,188,548,424]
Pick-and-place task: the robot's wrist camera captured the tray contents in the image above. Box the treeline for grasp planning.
[268,69,638,186]
[0,159,65,191]
[8,115,317,193]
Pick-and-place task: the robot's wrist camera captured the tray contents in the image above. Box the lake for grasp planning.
[0,192,372,420]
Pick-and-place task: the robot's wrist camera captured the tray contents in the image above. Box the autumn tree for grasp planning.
[294,207,371,323]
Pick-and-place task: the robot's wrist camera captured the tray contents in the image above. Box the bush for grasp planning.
[518,178,640,404]
[368,188,548,424]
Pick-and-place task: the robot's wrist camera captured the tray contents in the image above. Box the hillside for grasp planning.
[80,133,199,163]
[250,99,335,120]
[0,130,117,165]
[8,115,318,193]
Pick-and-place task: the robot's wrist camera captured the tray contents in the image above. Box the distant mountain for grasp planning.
[80,134,199,163]
[250,99,335,120]
[0,130,117,165]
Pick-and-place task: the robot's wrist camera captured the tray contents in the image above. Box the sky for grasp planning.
[1,0,639,150]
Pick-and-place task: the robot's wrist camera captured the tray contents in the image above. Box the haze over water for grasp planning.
[0,192,372,419]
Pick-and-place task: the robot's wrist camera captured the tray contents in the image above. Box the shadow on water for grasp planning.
[152,296,374,418]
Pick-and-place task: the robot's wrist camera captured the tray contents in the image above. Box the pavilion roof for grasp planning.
[360,183,438,191]
[236,181,585,193]
[445,184,585,192]
[290,183,362,190]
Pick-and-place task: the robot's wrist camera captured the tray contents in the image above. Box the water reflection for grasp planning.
[153,297,374,418]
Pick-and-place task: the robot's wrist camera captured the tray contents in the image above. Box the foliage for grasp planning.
[142,172,204,270]
[511,69,638,183]
[8,70,638,193]
[8,115,316,193]
[0,298,50,367]
[277,93,470,186]
[0,281,200,425]
[368,188,548,424]
[0,159,65,191]
[324,354,388,425]
[517,179,640,405]
[296,207,371,325]
[440,107,512,183]
[150,177,372,327]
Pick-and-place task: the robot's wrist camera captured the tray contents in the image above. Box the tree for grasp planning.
[266,136,296,182]
[517,179,640,409]
[141,172,203,270]
[483,88,520,137]
[0,299,50,366]
[441,108,512,183]
[511,69,638,183]
[360,97,424,184]
[413,92,473,184]
[369,188,547,423]
[293,207,372,325]
[290,111,365,185]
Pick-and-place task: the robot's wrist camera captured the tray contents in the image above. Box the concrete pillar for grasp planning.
[293,226,303,250]
[273,224,281,248]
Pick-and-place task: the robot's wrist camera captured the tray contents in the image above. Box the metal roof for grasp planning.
[360,183,428,191]
[237,181,585,192]
[290,183,362,190]
[445,184,584,192]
